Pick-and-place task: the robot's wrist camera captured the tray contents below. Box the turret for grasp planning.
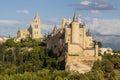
[71,12,80,44]
[52,24,57,34]
[95,41,99,57]
[34,11,39,19]
[62,18,66,28]
[68,18,72,24]
[73,11,78,22]
[83,24,86,49]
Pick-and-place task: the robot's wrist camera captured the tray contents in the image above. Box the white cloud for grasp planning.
[90,10,100,14]
[41,24,54,31]
[0,20,21,25]
[74,0,116,10]
[94,35,120,50]
[90,18,120,35]
[80,1,90,6]
[16,10,29,15]
[41,23,61,33]
[0,20,28,29]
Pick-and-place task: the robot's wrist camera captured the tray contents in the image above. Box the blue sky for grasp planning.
[0,0,120,37]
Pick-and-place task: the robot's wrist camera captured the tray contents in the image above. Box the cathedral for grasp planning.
[15,12,43,41]
[47,12,101,73]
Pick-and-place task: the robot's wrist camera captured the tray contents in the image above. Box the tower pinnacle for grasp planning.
[36,11,39,17]
[73,10,78,21]
[53,24,57,34]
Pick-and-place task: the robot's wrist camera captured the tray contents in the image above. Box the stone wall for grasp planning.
[65,55,97,73]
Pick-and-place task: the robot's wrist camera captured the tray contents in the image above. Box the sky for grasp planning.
[0,0,120,37]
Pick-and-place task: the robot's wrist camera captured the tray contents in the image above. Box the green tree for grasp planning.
[98,41,102,48]
[0,44,6,61]
[92,60,102,70]
[5,39,15,47]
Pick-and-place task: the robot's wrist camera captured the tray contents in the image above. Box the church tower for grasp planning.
[28,12,42,39]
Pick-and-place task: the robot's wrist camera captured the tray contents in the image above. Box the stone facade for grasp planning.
[16,30,30,40]
[15,12,42,42]
[47,13,101,73]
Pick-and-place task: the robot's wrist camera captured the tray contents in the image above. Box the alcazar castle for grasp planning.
[12,12,113,73]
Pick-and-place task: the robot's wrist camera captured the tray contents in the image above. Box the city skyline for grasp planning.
[0,0,120,37]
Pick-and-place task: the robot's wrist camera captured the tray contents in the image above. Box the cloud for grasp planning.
[0,20,30,37]
[90,10,100,14]
[0,20,21,25]
[41,18,61,34]
[0,20,28,28]
[89,18,120,35]
[94,35,120,50]
[80,1,90,6]
[16,10,29,15]
[41,23,60,34]
[84,17,120,50]
[71,0,116,11]
[41,24,54,32]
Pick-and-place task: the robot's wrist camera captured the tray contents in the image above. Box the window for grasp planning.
[23,33,25,36]
[37,25,38,28]
[54,45,57,48]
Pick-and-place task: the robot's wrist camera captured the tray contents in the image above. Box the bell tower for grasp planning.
[29,12,42,39]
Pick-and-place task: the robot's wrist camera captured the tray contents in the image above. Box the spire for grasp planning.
[53,24,57,34]
[34,11,40,22]
[73,10,78,22]
[88,28,90,33]
[87,28,91,36]
[36,11,39,17]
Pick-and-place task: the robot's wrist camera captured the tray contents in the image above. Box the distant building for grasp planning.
[0,37,9,44]
[16,30,30,40]
[15,12,43,42]
[99,48,114,55]
[47,12,101,73]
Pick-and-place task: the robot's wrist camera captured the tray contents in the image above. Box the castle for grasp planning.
[15,12,43,41]
[14,11,103,73]
[47,12,101,73]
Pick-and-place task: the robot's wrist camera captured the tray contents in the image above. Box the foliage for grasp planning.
[5,39,15,47]
[0,39,120,79]
[98,41,102,48]
[0,38,65,77]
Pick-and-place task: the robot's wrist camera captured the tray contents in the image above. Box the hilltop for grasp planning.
[0,38,120,79]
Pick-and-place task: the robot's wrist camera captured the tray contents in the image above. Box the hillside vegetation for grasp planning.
[0,39,120,80]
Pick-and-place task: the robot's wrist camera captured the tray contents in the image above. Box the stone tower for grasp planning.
[71,12,80,44]
[28,12,42,39]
